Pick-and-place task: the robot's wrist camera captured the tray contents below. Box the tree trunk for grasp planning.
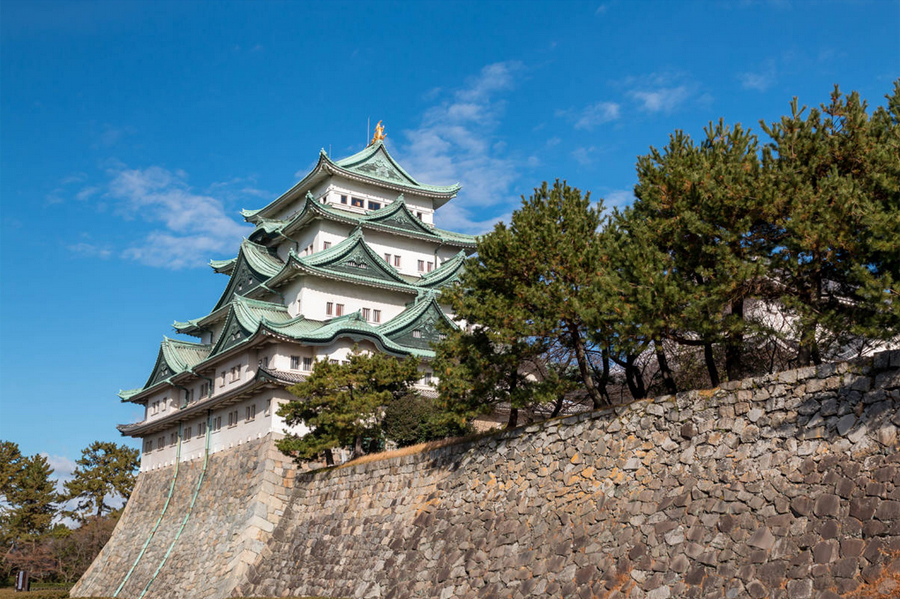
[353,435,364,459]
[570,327,604,408]
[725,298,744,381]
[506,407,518,429]
[324,448,335,467]
[598,346,612,406]
[550,395,565,418]
[654,341,677,394]
[625,354,647,400]
[704,343,720,387]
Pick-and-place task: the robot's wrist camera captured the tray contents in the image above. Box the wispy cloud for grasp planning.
[557,101,621,130]
[104,165,253,269]
[572,146,597,166]
[68,242,112,259]
[602,189,637,211]
[738,59,777,91]
[396,61,524,234]
[40,453,77,494]
[621,72,700,114]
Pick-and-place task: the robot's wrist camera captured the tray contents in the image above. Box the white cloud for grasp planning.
[738,60,777,91]
[68,242,112,259]
[595,4,609,14]
[396,61,524,234]
[573,101,621,130]
[572,146,597,166]
[603,189,637,211]
[76,186,100,201]
[629,86,691,113]
[40,453,77,493]
[106,166,253,269]
[621,73,698,114]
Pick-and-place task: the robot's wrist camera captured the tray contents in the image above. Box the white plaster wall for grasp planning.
[138,388,297,471]
[292,276,413,323]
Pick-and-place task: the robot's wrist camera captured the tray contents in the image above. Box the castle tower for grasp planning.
[117,135,477,471]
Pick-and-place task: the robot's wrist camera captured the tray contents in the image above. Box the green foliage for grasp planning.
[381,393,472,448]
[3,454,57,541]
[277,350,421,461]
[622,119,770,382]
[64,442,139,520]
[437,180,610,421]
[760,84,900,363]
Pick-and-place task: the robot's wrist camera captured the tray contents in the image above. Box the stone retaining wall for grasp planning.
[75,352,900,599]
[70,436,295,599]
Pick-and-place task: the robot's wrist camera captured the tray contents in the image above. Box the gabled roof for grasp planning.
[333,142,459,195]
[415,250,467,289]
[212,240,285,311]
[123,338,212,403]
[262,228,423,296]
[379,293,458,352]
[248,192,477,249]
[241,141,461,223]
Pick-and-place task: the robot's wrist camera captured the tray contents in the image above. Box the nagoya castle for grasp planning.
[118,122,476,471]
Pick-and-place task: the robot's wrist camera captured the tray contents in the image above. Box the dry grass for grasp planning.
[843,553,900,598]
[335,431,493,469]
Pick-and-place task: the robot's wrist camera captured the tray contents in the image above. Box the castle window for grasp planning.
[324,241,331,250]
[413,330,422,339]
[158,436,165,449]
[303,357,312,371]
[427,261,433,272]
[259,356,269,368]
[170,433,177,447]
[394,255,401,267]
[197,422,206,437]
[146,439,153,452]
[265,399,272,417]
[326,302,333,316]
[290,355,300,370]
[220,371,226,387]
[329,359,339,364]
[340,195,347,204]
[418,260,425,272]
[384,253,391,263]
[362,308,370,321]
[424,372,432,385]
[351,197,364,208]
[161,398,168,413]
[336,303,344,316]
[245,404,256,422]
[185,426,192,440]
[212,416,221,432]
[200,382,210,398]
[227,410,239,428]
[373,309,381,323]
[416,211,423,220]
[368,201,381,210]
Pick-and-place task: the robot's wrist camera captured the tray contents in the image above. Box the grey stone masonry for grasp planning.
[74,351,900,599]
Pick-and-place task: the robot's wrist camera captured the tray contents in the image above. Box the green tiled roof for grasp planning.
[378,293,457,352]
[333,141,460,194]
[249,192,477,249]
[212,240,285,311]
[416,250,467,289]
[241,142,462,224]
[124,338,212,402]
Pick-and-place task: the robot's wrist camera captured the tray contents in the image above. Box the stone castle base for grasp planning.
[74,353,900,598]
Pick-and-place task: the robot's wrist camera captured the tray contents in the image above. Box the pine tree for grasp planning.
[627,120,770,382]
[760,83,900,363]
[445,180,612,409]
[5,454,57,541]
[64,441,140,519]
[277,350,421,462]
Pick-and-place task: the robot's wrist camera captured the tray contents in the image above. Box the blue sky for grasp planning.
[1,0,898,481]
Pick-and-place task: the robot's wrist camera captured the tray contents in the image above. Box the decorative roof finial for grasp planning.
[369,120,386,146]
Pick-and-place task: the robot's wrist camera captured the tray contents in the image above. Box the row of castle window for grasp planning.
[325,302,382,322]
[143,402,264,453]
[340,195,380,211]
[337,194,425,220]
